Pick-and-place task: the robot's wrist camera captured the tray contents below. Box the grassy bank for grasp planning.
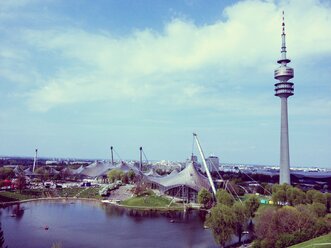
[0,189,43,202]
[289,233,331,248]
[0,187,101,203]
[121,194,182,210]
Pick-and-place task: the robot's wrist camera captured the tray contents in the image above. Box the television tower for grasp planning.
[274,12,294,185]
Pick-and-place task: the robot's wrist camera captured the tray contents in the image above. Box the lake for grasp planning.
[1,199,218,248]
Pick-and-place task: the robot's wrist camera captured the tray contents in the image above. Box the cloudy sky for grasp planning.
[0,0,330,167]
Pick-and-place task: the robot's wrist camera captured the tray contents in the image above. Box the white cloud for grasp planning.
[1,0,331,113]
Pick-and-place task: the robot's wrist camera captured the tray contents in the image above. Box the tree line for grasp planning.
[198,184,331,248]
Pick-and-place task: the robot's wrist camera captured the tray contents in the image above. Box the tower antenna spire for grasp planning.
[280,10,288,61]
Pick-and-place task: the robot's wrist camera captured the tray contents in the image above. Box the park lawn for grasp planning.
[0,189,43,202]
[57,187,83,197]
[78,187,101,199]
[56,187,101,199]
[121,195,181,208]
[289,233,331,248]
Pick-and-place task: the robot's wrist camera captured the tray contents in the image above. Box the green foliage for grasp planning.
[197,188,213,209]
[227,180,245,196]
[205,204,236,247]
[285,187,306,205]
[127,170,136,182]
[325,193,331,212]
[309,203,327,217]
[0,167,15,180]
[108,169,136,184]
[216,189,234,206]
[272,184,328,207]
[16,171,26,193]
[107,169,124,183]
[233,201,249,243]
[254,203,331,248]
[306,190,327,205]
[244,195,259,218]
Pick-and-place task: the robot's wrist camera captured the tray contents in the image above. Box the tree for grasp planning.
[272,184,306,206]
[233,201,249,243]
[205,204,236,247]
[254,204,331,248]
[0,167,14,180]
[132,181,148,196]
[15,169,26,193]
[216,189,234,206]
[121,173,129,184]
[309,203,327,217]
[291,187,306,206]
[107,169,124,183]
[325,193,331,212]
[227,180,245,196]
[272,188,286,204]
[198,188,213,209]
[244,195,259,218]
[306,190,326,205]
[35,167,50,182]
[127,170,136,183]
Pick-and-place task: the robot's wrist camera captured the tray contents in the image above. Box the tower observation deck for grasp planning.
[274,12,294,185]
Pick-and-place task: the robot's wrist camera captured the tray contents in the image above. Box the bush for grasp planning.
[216,189,234,206]
[198,188,213,209]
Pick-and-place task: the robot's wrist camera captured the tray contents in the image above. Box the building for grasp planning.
[205,155,220,173]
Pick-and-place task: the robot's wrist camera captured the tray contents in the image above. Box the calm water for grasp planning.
[1,200,217,248]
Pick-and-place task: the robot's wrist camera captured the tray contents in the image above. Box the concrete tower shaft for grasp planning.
[275,12,294,185]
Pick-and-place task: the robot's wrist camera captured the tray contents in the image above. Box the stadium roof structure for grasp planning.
[79,161,140,178]
[80,161,115,177]
[145,162,211,193]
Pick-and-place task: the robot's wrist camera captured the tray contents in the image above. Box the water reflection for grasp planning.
[101,204,207,223]
[12,204,25,220]
[1,200,217,248]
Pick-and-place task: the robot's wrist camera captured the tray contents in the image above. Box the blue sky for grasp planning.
[0,0,330,167]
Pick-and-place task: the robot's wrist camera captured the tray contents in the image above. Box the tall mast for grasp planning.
[32,148,38,172]
[193,133,217,196]
[110,146,114,165]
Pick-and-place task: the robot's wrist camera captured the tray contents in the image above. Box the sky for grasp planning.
[0,0,330,167]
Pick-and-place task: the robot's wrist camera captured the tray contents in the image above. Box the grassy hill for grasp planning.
[121,194,182,210]
[289,233,331,248]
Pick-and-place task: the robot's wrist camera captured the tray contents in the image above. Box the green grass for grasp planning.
[57,187,82,197]
[78,187,101,199]
[0,189,43,202]
[121,194,181,209]
[0,187,101,202]
[57,187,101,199]
[289,233,331,248]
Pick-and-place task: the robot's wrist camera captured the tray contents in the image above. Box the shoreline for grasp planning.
[0,197,194,212]
[101,199,186,211]
[0,197,100,207]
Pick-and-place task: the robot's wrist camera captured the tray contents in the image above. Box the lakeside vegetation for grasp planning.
[199,184,331,248]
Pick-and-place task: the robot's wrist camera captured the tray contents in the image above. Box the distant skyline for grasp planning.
[0,0,330,167]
